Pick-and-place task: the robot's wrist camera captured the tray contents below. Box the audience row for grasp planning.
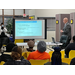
[0,31,75,65]
[0,40,74,65]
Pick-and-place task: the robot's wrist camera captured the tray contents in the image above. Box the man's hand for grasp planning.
[60,30,63,32]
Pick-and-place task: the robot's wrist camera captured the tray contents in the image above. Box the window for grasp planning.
[0,9,2,15]
[0,16,2,24]
[15,9,24,15]
[47,18,55,31]
[4,16,13,26]
[37,17,55,31]
[4,9,13,15]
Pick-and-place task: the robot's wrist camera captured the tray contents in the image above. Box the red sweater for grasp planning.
[27,50,50,61]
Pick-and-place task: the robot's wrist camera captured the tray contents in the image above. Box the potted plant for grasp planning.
[6,18,13,36]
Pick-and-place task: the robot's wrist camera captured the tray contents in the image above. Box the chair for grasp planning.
[60,35,68,49]
[62,58,72,65]
[49,50,65,60]
[69,50,75,59]
[29,59,49,65]
[22,52,31,59]
[60,50,65,58]
[49,51,54,60]
[0,61,5,65]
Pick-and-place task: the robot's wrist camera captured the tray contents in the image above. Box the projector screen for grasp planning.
[14,19,45,39]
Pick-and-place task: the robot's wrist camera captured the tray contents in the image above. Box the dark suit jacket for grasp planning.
[62,22,71,40]
[65,42,75,57]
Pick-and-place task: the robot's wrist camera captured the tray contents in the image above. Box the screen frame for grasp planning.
[13,18,46,40]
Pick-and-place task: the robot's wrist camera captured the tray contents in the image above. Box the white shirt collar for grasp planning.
[15,60,21,61]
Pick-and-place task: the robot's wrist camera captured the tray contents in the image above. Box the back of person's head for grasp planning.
[51,47,62,65]
[11,46,22,60]
[1,32,5,36]
[1,32,5,35]
[1,23,3,25]
[73,36,75,42]
[28,39,35,42]
[6,42,17,52]
[1,27,4,30]
[27,40,35,48]
[37,41,46,52]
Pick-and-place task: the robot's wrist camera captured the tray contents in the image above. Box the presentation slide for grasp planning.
[15,21,42,36]
[14,20,45,39]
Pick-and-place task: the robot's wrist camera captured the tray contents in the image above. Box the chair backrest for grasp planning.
[29,59,49,65]
[49,50,65,60]
[22,52,31,59]
[60,50,65,58]
[0,61,5,65]
[49,51,54,60]
[62,58,72,65]
[60,35,68,43]
[69,50,75,58]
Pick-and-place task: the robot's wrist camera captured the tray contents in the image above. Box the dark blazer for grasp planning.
[65,42,75,58]
[62,22,71,40]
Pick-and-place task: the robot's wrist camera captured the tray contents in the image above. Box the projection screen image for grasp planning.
[15,20,45,39]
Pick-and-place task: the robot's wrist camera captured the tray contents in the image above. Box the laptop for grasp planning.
[52,37,60,44]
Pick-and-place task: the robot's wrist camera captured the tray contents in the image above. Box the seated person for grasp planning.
[0,32,11,46]
[0,42,17,62]
[44,47,68,65]
[23,40,35,52]
[27,41,50,61]
[9,30,14,42]
[65,36,75,58]
[4,46,31,65]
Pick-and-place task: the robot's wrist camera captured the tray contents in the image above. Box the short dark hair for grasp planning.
[1,32,5,36]
[1,23,3,25]
[6,42,17,52]
[73,36,75,41]
[51,51,62,65]
[1,27,4,30]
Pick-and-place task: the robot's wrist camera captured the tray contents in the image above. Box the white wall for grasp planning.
[29,9,75,19]
[0,9,2,15]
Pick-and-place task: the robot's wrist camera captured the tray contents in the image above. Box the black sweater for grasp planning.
[4,58,31,65]
[65,42,75,57]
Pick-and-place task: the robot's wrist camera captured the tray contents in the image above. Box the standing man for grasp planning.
[60,17,71,44]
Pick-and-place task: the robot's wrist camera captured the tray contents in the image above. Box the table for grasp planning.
[16,42,63,47]
[16,42,63,49]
